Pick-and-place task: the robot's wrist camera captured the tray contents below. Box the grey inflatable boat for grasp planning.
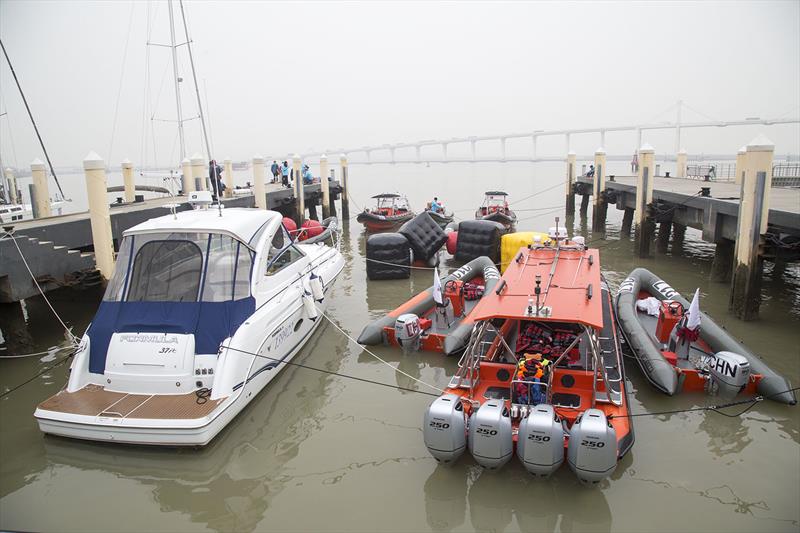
[615,268,796,405]
[357,256,500,355]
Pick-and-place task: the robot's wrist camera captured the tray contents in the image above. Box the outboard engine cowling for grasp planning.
[567,409,617,484]
[424,394,467,464]
[394,313,422,353]
[516,404,566,477]
[469,401,513,470]
[709,351,751,397]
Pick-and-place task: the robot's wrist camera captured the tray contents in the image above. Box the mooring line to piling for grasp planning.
[2,229,79,345]
[317,307,446,394]
[0,354,73,400]
[0,345,76,359]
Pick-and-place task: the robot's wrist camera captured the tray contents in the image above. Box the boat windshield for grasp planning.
[376,197,408,211]
[103,232,254,302]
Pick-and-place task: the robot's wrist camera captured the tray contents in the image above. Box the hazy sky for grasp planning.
[1,0,799,168]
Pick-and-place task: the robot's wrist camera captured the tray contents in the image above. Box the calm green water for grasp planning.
[1,163,798,532]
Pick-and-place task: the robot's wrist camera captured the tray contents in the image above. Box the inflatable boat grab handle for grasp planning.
[495,280,507,295]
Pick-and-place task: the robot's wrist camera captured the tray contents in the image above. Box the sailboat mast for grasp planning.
[178,0,211,160]
[167,0,186,161]
[0,38,66,199]
[178,0,218,208]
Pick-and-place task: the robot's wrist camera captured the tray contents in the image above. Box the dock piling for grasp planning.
[320,154,331,219]
[592,148,607,232]
[734,146,746,185]
[5,167,18,203]
[656,221,672,253]
[181,158,192,194]
[191,153,206,191]
[676,149,687,178]
[635,144,656,257]
[223,158,234,198]
[28,184,40,219]
[83,151,115,280]
[730,135,774,320]
[252,155,267,210]
[293,154,304,225]
[30,158,51,218]
[566,151,576,216]
[340,154,349,218]
[621,208,634,236]
[711,238,734,282]
[121,159,135,203]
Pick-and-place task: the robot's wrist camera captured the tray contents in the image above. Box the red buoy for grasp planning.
[446,231,458,255]
[299,219,323,241]
[282,217,297,236]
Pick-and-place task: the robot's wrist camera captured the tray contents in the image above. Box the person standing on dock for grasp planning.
[209,159,225,199]
[631,152,639,173]
[302,164,314,184]
[281,161,290,187]
[271,160,279,183]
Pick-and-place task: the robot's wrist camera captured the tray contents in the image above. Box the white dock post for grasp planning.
[592,148,607,232]
[734,146,746,185]
[635,144,656,257]
[121,159,135,203]
[83,151,115,280]
[293,154,304,225]
[320,154,330,219]
[676,149,687,178]
[5,167,18,204]
[340,154,349,218]
[252,155,266,209]
[566,151,576,215]
[730,134,774,320]
[223,157,234,198]
[191,153,206,191]
[181,157,193,194]
[30,158,51,218]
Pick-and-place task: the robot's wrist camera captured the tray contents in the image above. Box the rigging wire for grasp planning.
[0,38,66,199]
[107,1,137,165]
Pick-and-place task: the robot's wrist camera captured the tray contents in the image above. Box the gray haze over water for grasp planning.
[1,0,799,172]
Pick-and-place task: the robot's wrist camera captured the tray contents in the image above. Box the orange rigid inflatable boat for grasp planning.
[422,228,634,484]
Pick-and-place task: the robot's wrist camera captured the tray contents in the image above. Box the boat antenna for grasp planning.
[177,0,221,217]
[0,38,66,200]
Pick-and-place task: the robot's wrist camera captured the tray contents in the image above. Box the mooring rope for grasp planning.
[3,229,79,345]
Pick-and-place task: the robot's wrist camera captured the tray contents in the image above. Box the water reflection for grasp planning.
[34,322,348,532]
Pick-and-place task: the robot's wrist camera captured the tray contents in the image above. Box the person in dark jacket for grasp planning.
[209,160,225,198]
[271,161,279,183]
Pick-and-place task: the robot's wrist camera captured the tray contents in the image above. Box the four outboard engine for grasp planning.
[469,401,513,470]
[709,351,751,397]
[394,313,422,353]
[567,409,617,484]
[516,404,566,477]
[423,394,467,464]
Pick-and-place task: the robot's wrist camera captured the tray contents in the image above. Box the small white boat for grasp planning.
[35,198,344,446]
[0,200,65,223]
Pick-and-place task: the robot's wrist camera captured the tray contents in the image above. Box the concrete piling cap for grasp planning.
[320,153,328,161]
[340,153,348,162]
[181,157,191,165]
[121,158,133,168]
[567,151,576,157]
[737,146,747,155]
[223,157,232,164]
[678,148,687,155]
[746,134,775,153]
[639,143,655,154]
[292,153,301,163]
[4,167,13,174]
[82,152,104,170]
[190,153,206,165]
[30,158,46,171]
[252,154,265,164]
[595,147,606,155]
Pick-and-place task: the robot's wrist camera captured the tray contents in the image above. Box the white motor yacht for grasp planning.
[35,201,344,445]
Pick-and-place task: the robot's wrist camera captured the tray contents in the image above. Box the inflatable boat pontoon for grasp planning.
[615,268,796,405]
